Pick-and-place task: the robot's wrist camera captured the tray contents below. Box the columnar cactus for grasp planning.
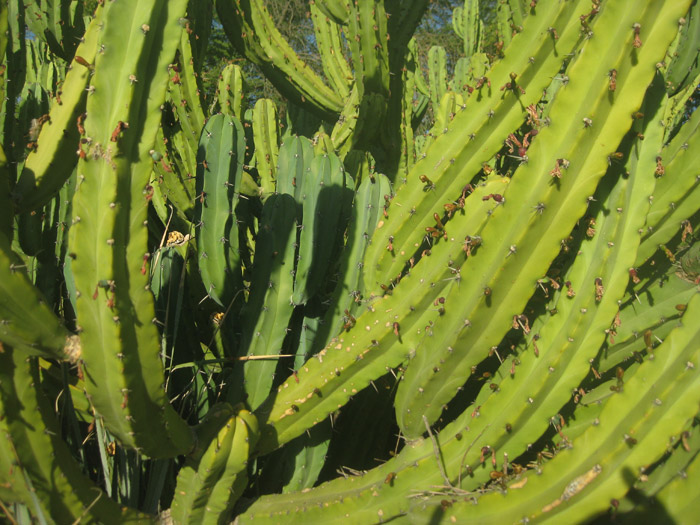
[0,0,699,523]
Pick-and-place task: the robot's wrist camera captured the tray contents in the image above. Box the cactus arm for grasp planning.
[395,74,416,179]
[411,291,700,524]
[453,0,483,57]
[363,0,589,290]
[392,40,421,179]
[0,415,36,510]
[496,0,515,48]
[628,417,700,503]
[310,1,352,100]
[154,124,198,225]
[202,409,259,522]
[0,231,71,359]
[68,0,194,457]
[171,407,257,523]
[153,31,210,227]
[248,7,690,518]
[343,0,392,150]
[241,193,298,409]
[311,172,392,352]
[23,0,84,61]
[0,349,153,523]
[639,438,700,522]
[14,7,101,214]
[252,98,279,198]
[151,131,197,229]
[275,135,315,201]
[387,76,669,497]
[314,0,350,25]
[240,224,689,523]
[388,0,689,435]
[194,113,245,307]
[175,29,207,132]
[421,91,465,153]
[259,420,332,494]
[329,84,361,156]
[162,33,207,206]
[636,105,700,265]
[254,176,505,452]
[597,274,696,374]
[170,412,237,524]
[215,0,343,120]
[427,46,448,111]
[216,63,246,119]
[292,152,346,305]
[665,0,700,95]
[347,0,390,101]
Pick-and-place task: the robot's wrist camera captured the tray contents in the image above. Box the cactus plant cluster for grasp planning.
[1,0,699,523]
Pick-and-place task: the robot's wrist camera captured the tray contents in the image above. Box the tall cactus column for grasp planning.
[68,0,194,458]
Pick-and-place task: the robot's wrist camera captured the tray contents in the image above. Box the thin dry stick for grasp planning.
[423,415,453,489]
[234,354,300,361]
[458,425,489,488]
[71,489,103,525]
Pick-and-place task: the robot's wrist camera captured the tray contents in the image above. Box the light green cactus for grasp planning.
[1,0,699,523]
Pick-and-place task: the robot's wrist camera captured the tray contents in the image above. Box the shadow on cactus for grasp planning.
[0,0,699,523]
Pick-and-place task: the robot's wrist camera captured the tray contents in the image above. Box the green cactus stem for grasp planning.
[194,113,246,308]
[14,6,102,214]
[68,0,194,458]
[215,0,344,120]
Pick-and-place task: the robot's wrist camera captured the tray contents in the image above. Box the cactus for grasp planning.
[194,113,246,308]
[251,98,279,197]
[239,193,298,409]
[67,0,194,458]
[215,0,344,120]
[170,404,258,523]
[1,0,700,523]
[0,347,151,523]
[292,151,346,305]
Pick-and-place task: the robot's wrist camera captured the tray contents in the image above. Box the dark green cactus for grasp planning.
[1,0,699,523]
[194,113,246,308]
[239,193,298,409]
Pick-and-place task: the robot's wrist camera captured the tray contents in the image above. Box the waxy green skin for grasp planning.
[171,406,259,524]
[150,30,210,230]
[252,98,279,197]
[393,0,687,437]
[237,1,696,523]
[309,1,352,101]
[194,113,246,308]
[0,220,70,359]
[239,7,691,519]
[68,0,194,458]
[240,193,298,410]
[363,0,590,291]
[254,174,506,450]
[216,0,343,121]
[257,0,686,446]
[0,348,153,524]
[410,291,700,524]
[2,0,700,523]
[636,103,700,265]
[293,152,346,305]
[14,6,101,214]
